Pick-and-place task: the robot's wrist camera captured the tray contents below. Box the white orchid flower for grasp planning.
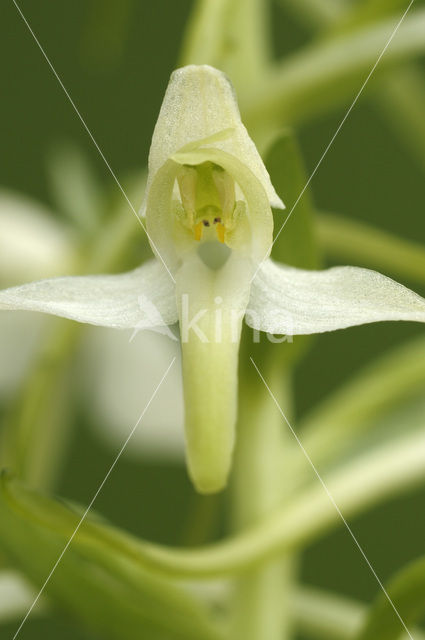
[0,571,45,623]
[0,190,75,285]
[1,65,425,494]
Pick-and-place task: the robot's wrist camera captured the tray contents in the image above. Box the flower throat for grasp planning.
[176,161,237,244]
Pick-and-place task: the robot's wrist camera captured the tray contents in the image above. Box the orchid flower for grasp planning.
[1,65,425,494]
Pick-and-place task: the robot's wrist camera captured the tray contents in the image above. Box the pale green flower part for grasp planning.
[1,65,425,493]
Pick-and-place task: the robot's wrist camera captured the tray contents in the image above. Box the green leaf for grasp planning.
[356,556,425,640]
[0,473,223,640]
[266,131,320,269]
[291,586,425,640]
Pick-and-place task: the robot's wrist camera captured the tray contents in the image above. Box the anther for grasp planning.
[194,221,203,241]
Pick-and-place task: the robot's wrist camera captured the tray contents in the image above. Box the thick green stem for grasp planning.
[180,0,229,68]
[3,420,424,583]
[180,0,271,91]
[216,0,271,89]
[230,363,294,640]
[100,425,425,579]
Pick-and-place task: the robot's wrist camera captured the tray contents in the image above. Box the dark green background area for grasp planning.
[0,1,425,638]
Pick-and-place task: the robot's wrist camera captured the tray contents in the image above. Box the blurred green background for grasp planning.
[1,1,425,638]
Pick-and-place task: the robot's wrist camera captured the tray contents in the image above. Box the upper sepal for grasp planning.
[141,65,284,218]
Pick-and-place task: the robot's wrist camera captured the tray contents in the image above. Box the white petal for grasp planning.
[0,260,177,330]
[0,571,45,622]
[248,259,425,335]
[0,190,75,285]
[141,65,284,215]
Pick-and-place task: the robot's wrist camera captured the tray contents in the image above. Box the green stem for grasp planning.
[373,65,425,173]
[330,0,414,35]
[277,0,346,30]
[180,0,271,91]
[291,587,364,640]
[230,363,294,640]
[4,421,424,584]
[217,0,272,89]
[179,0,229,67]
[317,212,425,284]
[244,9,425,128]
[295,334,425,483]
[95,425,425,579]
[276,0,425,174]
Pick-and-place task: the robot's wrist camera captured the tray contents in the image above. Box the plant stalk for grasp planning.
[230,360,295,640]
